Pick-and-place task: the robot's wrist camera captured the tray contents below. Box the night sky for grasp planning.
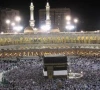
[0,0,100,31]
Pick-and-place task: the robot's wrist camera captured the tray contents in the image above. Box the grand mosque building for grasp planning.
[0,1,100,58]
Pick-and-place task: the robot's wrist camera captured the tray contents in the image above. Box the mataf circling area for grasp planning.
[0,56,100,90]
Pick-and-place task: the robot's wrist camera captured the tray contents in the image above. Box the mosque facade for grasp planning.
[0,1,100,58]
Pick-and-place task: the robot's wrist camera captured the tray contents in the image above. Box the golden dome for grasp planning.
[24,26,34,34]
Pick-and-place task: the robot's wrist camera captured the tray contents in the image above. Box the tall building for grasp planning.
[45,2,51,26]
[24,1,35,34]
[29,2,35,28]
[0,8,20,33]
[39,8,71,31]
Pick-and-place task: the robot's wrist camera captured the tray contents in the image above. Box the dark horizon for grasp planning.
[0,0,100,31]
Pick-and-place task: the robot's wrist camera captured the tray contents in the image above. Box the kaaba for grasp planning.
[43,55,67,78]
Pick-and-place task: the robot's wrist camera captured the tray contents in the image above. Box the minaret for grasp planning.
[29,1,35,27]
[45,1,51,26]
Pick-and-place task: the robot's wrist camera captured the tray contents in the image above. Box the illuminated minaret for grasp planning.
[29,1,35,27]
[45,1,51,26]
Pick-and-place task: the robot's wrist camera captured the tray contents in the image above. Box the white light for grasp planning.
[81,71,83,74]
[14,32,18,34]
[66,15,71,21]
[34,28,38,31]
[69,70,72,72]
[41,25,51,32]
[6,19,10,24]
[74,18,78,23]
[81,30,84,33]
[96,30,99,32]
[65,25,75,30]
[13,26,23,32]
[1,32,4,34]
[66,21,71,25]
[15,16,21,22]
[11,22,15,26]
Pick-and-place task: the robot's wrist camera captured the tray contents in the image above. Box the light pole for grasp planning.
[65,25,75,31]
[15,16,21,25]
[74,18,78,23]
[65,15,79,32]
[66,15,71,21]
[65,15,71,32]
[6,19,10,33]
[74,18,78,32]
[11,22,15,27]
[13,25,23,33]
[14,16,23,33]
[11,22,15,33]
[66,21,71,25]
[5,16,22,33]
